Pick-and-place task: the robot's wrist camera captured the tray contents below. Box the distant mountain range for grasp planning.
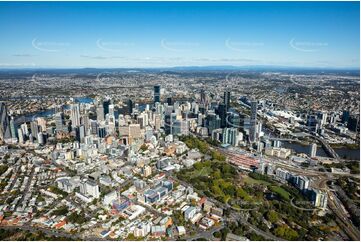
[0,65,359,75]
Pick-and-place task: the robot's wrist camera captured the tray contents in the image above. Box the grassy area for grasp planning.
[189,166,212,179]
[268,185,291,201]
[242,175,271,186]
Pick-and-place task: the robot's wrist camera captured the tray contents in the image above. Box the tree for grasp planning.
[139,144,148,152]
[266,210,279,223]
[274,225,299,240]
[51,206,69,216]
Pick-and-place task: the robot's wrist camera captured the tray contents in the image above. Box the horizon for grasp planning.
[0,1,360,69]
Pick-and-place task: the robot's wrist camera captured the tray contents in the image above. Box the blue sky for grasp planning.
[0,1,359,69]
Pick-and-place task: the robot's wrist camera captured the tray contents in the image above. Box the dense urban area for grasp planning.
[0,68,360,241]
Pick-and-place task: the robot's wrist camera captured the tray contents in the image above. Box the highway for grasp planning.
[327,191,360,241]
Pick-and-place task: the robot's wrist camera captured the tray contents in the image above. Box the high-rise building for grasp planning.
[154,85,160,104]
[310,189,328,208]
[17,128,24,144]
[309,143,317,158]
[206,113,221,135]
[223,91,231,111]
[129,124,142,141]
[0,102,11,141]
[222,127,239,146]
[30,121,39,141]
[37,132,44,145]
[55,112,66,133]
[108,104,115,117]
[103,99,111,116]
[91,120,98,135]
[347,115,360,132]
[342,110,350,123]
[249,100,258,143]
[37,117,47,132]
[127,99,133,115]
[9,117,17,140]
[97,103,105,122]
[217,103,227,128]
[70,103,81,128]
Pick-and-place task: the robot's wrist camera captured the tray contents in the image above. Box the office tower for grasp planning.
[206,113,221,135]
[79,125,85,143]
[309,143,317,158]
[342,110,350,123]
[222,127,239,146]
[97,103,105,122]
[228,112,240,129]
[37,117,47,132]
[103,99,111,116]
[98,126,107,138]
[81,114,90,135]
[108,104,115,117]
[91,120,98,135]
[223,91,231,111]
[55,112,66,133]
[200,89,207,104]
[9,117,17,140]
[20,123,29,136]
[129,124,142,139]
[217,103,227,128]
[173,120,189,136]
[249,100,258,143]
[127,99,133,115]
[167,97,173,106]
[70,103,81,127]
[137,115,145,129]
[347,115,360,132]
[154,114,161,131]
[17,128,24,144]
[317,111,328,127]
[154,85,160,104]
[30,121,39,140]
[107,114,116,135]
[37,132,44,145]
[0,102,11,141]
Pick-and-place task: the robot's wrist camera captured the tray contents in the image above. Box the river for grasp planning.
[282,141,360,161]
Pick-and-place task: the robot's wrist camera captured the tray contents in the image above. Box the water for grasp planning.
[282,141,360,160]
[14,97,94,124]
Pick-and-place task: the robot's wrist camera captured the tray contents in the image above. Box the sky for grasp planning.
[0,1,359,69]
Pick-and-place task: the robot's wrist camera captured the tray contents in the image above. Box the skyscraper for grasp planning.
[309,143,317,158]
[217,103,227,128]
[9,117,17,140]
[103,99,111,116]
[249,100,258,143]
[97,103,105,122]
[223,91,231,111]
[70,103,81,127]
[55,112,66,133]
[154,85,160,104]
[0,102,11,141]
[127,99,133,115]
[30,121,39,141]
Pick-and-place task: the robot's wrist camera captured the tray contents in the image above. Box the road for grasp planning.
[181,224,224,241]
[327,191,360,241]
[0,225,101,240]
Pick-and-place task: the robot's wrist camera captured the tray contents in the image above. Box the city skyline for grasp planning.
[0,1,359,69]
